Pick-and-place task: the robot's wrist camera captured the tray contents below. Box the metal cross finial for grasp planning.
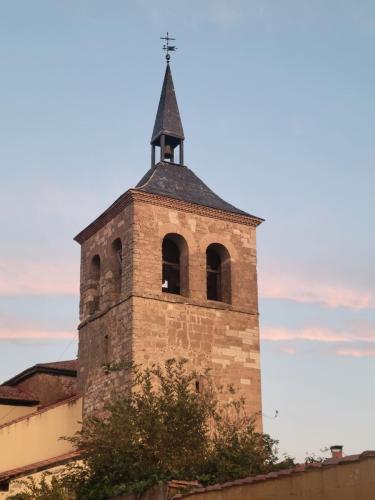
[160,32,177,63]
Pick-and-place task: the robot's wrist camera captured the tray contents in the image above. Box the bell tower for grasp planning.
[75,44,264,428]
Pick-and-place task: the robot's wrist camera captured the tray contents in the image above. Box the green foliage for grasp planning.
[60,359,292,499]
[6,473,74,500]
[304,447,329,464]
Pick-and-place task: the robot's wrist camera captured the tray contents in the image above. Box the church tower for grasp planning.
[75,57,264,428]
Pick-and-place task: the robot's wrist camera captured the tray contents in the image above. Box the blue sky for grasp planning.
[0,1,374,460]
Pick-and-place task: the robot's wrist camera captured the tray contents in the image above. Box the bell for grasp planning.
[164,144,173,159]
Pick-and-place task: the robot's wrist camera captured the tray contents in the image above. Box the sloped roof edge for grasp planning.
[0,451,80,484]
[74,163,263,244]
[0,386,39,406]
[135,162,261,218]
[2,360,77,387]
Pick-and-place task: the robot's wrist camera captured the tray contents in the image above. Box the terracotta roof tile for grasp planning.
[37,360,77,371]
[0,386,38,405]
[0,451,80,483]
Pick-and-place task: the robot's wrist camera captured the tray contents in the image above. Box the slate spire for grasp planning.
[151,63,185,166]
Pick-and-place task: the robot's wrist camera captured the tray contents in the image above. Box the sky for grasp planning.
[0,0,374,461]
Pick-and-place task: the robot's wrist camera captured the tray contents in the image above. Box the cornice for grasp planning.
[74,189,263,245]
[78,291,259,330]
[74,190,133,244]
[130,190,264,228]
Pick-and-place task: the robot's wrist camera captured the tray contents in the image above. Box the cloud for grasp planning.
[262,326,375,344]
[262,320,375,358]
[0,325,75,340]
[259,272,375,310]
[0,315,76,341]
[336,348,375,358]
[0,259,78,296]
[206,0,248,27]
[279,345,296,355]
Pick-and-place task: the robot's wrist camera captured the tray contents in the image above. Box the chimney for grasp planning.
[330,445,343,459]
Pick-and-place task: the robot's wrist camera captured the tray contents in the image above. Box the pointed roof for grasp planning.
[151,64,184,144]
[74,162,263,244]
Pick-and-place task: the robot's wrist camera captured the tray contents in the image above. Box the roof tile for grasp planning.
[136,162,261,218]
[0,386,38,404]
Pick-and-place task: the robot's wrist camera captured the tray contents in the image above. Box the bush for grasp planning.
[59,359,292,499]
[7,473,74,500]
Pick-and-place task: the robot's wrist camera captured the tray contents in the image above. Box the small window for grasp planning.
[206,243,231,303]
[161,233,189,296]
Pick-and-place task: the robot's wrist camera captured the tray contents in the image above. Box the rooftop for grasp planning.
[0,386,39,406]
[2,359,77,387]
[136,162,260,218]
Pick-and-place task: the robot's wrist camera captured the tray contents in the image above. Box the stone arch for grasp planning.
[199,233,238,262]
[206,243,231,303]
[162,233,189,296]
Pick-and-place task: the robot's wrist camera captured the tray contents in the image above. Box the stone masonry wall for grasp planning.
[77,203,134,415]
[78,301,133,416]
[132,296,261,424]
[131,199,262,427]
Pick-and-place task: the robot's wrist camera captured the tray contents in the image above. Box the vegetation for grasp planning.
[304,447,330,464]
[8,359,294,500]
[7,474,72,500]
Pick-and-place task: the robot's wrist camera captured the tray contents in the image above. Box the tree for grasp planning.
[62,359,291,499]
[9,359,293,500]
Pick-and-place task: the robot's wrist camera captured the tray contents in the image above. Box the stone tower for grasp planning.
[75,62,264,428]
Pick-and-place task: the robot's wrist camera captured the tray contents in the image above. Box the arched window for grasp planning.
[111,238,123,294]
[162,234,188,296]
[206,243,231,303]
[89,254,101,312]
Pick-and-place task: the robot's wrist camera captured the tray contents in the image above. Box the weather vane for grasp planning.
[160,32,177,63]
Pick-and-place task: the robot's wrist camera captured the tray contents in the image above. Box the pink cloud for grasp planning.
[0,259,78,296]
[262,326,375,344]
[336,348,375,358]
[0,329,75,340]
[280,346,296,355]
[0,316,76,341]
[259,272,375,310]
